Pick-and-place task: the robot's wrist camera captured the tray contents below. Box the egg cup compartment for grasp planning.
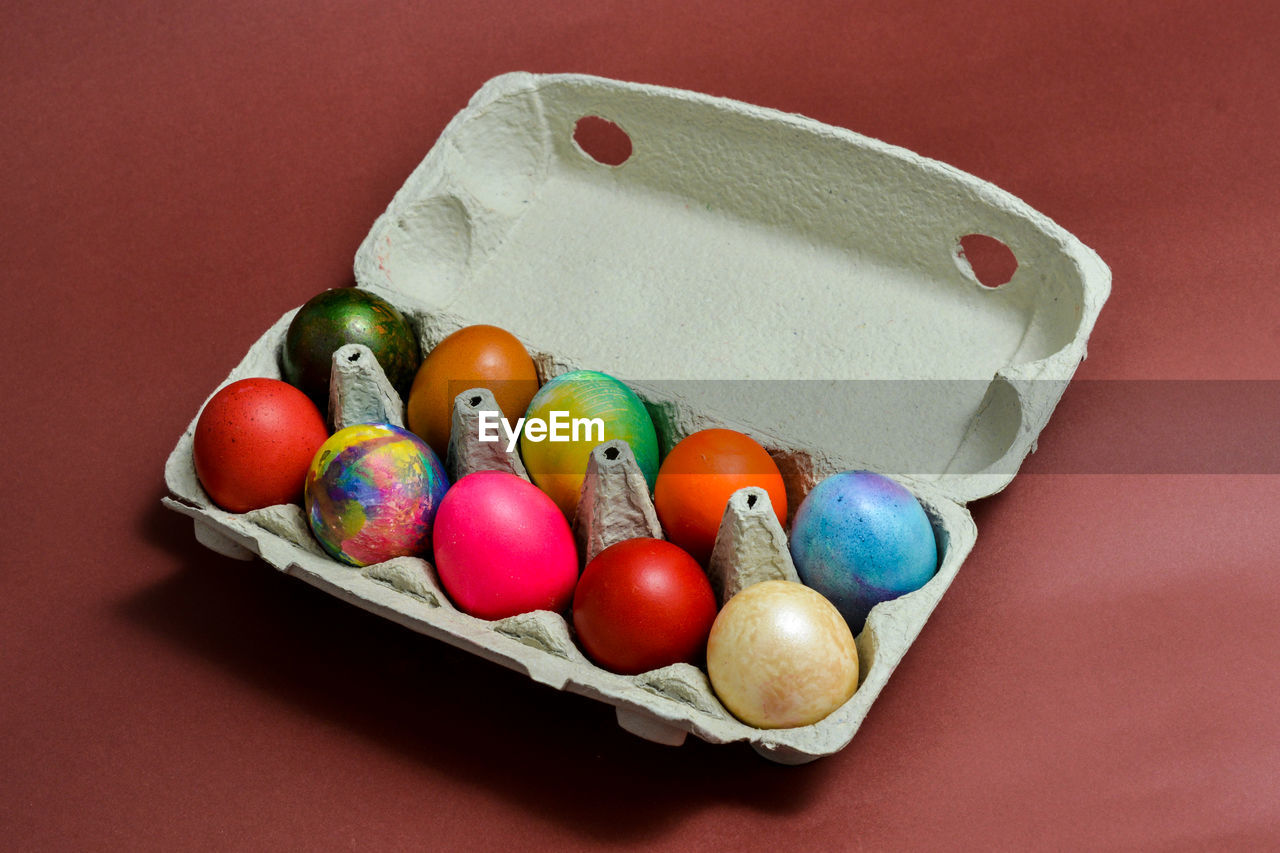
[164,72,1108,763]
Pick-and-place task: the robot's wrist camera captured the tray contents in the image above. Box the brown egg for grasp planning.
[406,325,539,457]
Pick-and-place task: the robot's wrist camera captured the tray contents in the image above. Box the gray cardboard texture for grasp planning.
[329,343,406,430]
[445,387,531,483]
[708,487,801,606]
[164,73,1109,763]
[573,440,664,565]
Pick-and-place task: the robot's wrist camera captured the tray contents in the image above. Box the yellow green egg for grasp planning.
[520,370,659,518]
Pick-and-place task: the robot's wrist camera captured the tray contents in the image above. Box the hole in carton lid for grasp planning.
[956,234,1018,288]
[347,351,362,363]
[603,445,620,461]
[468,395,483,407]
[746,493,758,509]
[573,116,632,166]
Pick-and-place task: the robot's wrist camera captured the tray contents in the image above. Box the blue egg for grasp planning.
[789,471,938,633]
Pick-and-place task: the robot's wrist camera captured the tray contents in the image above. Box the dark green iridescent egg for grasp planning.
[282,288,420,406]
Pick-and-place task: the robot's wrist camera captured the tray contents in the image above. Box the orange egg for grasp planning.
[406,325,539,457]
[653,428,787,564]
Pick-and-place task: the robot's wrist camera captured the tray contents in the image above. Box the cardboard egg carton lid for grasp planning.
[356,71,1110,504]
[164,72,1109,763]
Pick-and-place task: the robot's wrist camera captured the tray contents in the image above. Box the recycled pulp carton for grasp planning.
[163,72,1110,764]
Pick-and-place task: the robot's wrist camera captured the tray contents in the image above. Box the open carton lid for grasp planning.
[355,72,1111,507]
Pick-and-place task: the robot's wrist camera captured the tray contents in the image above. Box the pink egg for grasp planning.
[432,470,579,620]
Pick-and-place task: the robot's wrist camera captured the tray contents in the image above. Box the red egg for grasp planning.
[193,378,330,513]
[572,538,718,675]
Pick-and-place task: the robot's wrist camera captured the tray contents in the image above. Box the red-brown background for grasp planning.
[4,1,1278,849]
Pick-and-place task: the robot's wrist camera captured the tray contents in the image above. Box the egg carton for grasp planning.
[163,72,1109,763]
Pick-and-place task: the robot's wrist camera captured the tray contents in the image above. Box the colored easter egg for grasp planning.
[572,538,718,675]
[282,288,420,406]
[405,324,540,458]
[789,470,937,634]
[706,580,859,729]
[193,378,330,513]
[653,428,787,564]
[432,470,578,620]
[304,423,448,567]
[520,370,659,518]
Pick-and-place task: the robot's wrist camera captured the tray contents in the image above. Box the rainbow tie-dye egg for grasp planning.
[304,423,449,567]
